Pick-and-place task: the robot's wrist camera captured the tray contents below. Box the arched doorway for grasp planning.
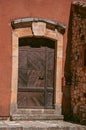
[10,18,66,120]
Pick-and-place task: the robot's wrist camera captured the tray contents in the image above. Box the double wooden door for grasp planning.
[17,38,55,109]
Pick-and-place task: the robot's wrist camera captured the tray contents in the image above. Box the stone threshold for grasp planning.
[0,120,86,130]
[11,114,64,121]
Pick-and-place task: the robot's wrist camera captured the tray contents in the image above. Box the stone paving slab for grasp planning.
[0,120,86,130]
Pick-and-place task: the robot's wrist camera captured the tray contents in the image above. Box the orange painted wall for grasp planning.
[0,0,85,116]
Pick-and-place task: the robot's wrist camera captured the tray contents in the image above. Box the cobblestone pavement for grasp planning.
[0,120,86,130]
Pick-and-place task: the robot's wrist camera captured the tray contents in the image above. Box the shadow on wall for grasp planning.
[62,5,73,122]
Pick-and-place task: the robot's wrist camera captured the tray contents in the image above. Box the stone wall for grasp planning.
[70,1,86,125]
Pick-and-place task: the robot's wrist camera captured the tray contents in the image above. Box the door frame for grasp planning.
[10,18,66,117]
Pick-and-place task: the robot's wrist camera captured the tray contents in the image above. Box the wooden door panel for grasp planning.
[46,52,54,70]
[18,49,28,88]
[18,48,45,89]
[46,50,55,88]
[27,51,45,70]
[27,51,45,88]
[18,69,27,88]
[45,92,54,108]
[19,48,28,69]
[18,92,44,108]
[18,38,55,109]
[27,70,45,88]
[45,47,55,108]
[46,70,54,88]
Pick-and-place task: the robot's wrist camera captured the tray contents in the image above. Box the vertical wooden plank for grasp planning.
[45,43,55,108]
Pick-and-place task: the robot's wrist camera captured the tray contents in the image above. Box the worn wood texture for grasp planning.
[17,38,55,109]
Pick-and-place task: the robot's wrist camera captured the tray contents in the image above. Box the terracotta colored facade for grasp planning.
[0,0,71,117]
[0,0,86,123]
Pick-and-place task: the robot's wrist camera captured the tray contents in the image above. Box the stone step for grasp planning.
[15,109,56,114]
[11,113,63,120]
[0,120,86,130]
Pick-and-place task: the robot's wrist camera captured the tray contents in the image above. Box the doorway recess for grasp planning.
[11,18,66,120]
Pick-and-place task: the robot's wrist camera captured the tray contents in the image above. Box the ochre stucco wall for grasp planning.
[0,0,84,117]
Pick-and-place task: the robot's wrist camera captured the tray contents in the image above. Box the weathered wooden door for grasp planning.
[17,38,55,109]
